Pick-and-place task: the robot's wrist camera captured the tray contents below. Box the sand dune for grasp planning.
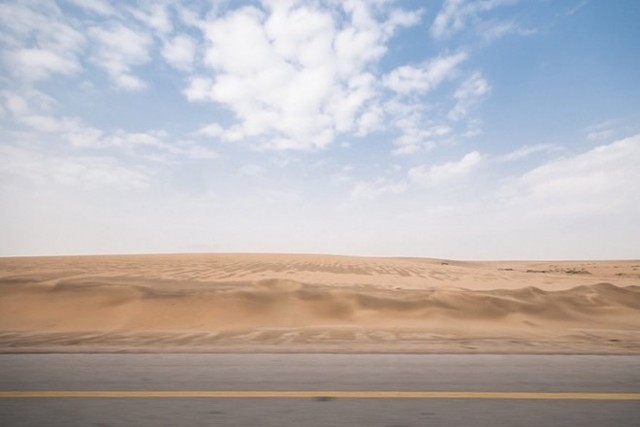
[1,254,639,353]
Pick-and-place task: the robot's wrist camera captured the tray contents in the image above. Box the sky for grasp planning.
[1,0,639,260]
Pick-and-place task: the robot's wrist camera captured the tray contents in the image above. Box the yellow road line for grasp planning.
[1,391,639,400]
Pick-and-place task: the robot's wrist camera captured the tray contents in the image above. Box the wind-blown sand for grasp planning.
[1,253,639,353]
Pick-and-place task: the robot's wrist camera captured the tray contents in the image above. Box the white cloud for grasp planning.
[108,130,165,149]
[0,2,85,52]
[1,90,106,147]
[0,145,151,191]
[476,19,535,42]
[584,119,621,142]
[448,71,490,120]
[409,151,483,186]
[5,48,80,81]
[0,2,85,82]
[386,99,449,155]
[499,144,562,162]
[461,118,483,137]
[355,104,384,136]
[183,76,214,102]
[163,140,218,160]
[89,24,152,90]
[1,89,57,117]
[162,34,196,71]
[500,134,640,217]
[189,1,421,150]
[383,58,489,156]
[195,122,225,137]
[384,52,467,95]
[66,0,116,16]
[1,90,216,162]
[564,1,588,17]
[385,7,423,32]
[1,91,102,144]
[239,164,264,177]
[67,126,105,148]
[431,0,516,39]
[392,123,451,155]
[350,179,406,201]
[582,117,640,144]
[586,129,615,142]
[3,94,28,116]
[177,145,218,160]
[18,113,82,134]
[127,3,173,34]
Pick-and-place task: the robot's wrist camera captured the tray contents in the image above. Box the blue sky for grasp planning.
[1,0,639,259]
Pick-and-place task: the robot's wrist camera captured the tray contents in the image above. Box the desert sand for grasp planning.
[1,253,639,353]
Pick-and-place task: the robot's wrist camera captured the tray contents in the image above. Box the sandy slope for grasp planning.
[1,253,639,353]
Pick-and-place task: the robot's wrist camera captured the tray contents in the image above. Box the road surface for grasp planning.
[1,353,639,426]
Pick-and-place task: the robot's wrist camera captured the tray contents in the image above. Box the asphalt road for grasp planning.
[1,354,639,426]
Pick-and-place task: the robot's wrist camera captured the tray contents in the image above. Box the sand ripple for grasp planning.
[1,254,639,353]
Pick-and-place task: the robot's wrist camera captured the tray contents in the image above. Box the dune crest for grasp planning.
[1,254,639,353]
